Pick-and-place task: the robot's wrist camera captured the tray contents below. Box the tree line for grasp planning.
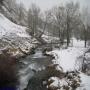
[0,0,90,47]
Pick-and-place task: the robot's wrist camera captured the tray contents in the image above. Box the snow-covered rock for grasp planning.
[48,71,81,90]
[42,34,59,43]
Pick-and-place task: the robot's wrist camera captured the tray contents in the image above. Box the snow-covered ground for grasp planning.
[48,38,90,90]
[50,38,86,72]
[77,73,90,90]
[0,13,29,38]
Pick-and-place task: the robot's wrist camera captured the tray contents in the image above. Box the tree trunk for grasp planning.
[84,29,87,48]
[66,21,70,47]
[59,29,61,48]
[85,39,87,48]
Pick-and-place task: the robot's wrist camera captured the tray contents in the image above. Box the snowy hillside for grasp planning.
[0,13,38,56]
[0,13,29,38]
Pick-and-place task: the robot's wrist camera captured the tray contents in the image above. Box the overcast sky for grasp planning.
[18,0,90,11]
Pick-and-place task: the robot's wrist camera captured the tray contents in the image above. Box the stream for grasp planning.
[17,47,53,90]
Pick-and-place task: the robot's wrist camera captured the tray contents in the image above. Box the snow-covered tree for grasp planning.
[51,6,66,45]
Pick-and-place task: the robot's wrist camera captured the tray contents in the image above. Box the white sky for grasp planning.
[18,0,90,11]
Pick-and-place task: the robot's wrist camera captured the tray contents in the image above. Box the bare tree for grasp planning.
[27,3,41,36]
[54,6,66,45]
[16,3,27,25]
[81,7,90,47]
[43,2,80,47]
[2,0,18,23]
[1,0,27,25]
[39,10,52,38]
[65,2,80,47]
[46,6,66,46]
[3,0,16,12]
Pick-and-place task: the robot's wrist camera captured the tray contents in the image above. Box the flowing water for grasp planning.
[17,47,53,90]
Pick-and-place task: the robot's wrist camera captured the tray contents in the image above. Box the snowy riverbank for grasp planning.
[47,38,90,90]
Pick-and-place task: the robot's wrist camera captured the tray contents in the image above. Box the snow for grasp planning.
[48,38,90,90]
[53,47,85,72]
[49,77,60,87]
[50,38,86,72]
[0,13,38,56]
[1,12,90,90]
[77,73,90,90]
[49,77,68,87]
[72,38,85,48]
[0,13,29,38]
[85,53,90,60]
[42,34,59,43]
